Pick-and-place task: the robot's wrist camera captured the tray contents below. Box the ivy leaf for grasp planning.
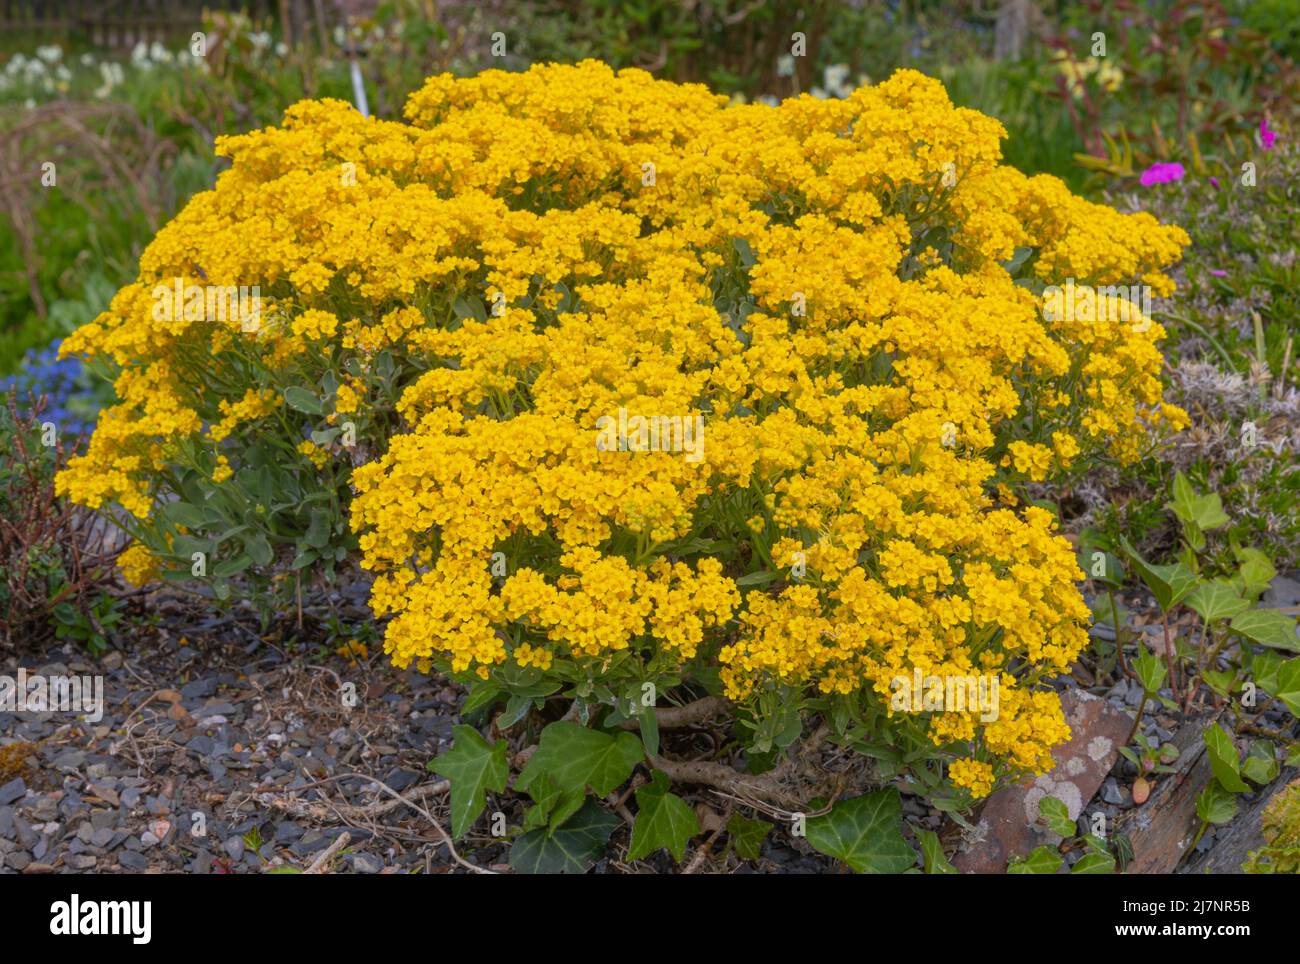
[1233,547,1276,599]
[805,788,915,874]
[1133,645,1168,694]
[627,771,699,863]
[1008,845,1063,874]
[508,800,620,874]
[1186,579,1250,623]
[283,386,323,415]
[1070,852,1116,874]
[1118,537,1198,612]
[516,721,644,798]
[1196,781,1238,825]
[1242,741,1279,786]
[1038,795,1077,837]
[1078,547,1125,588]
[725,813,771,861]
[1167,472,1230,531]
[1266,658,1300,716]
[915,828,958,874]
[1229,608,1300,653]
[1202,723,1250,793]
[428,724,509,839]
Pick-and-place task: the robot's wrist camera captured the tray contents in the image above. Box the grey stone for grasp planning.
[274,822,303,843]
[5,851,31,870]
[384,769,418,793]
[181,678,218,700]
[14,815,37,849]
[50,750,86,769]
[223,837,245,861]
[90,810,116,831]
[1100,777,1125,806]
[118,850,149,871]
[0,778,26,806]
[0,806,12,839]
[1125,680,1144,707]
[351,852,382,873]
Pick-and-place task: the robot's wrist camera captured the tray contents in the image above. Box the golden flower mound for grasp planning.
[57,62,1190,798]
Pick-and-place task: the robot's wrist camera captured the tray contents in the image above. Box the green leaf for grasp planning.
[1266,658,1300,716]
[1234,547,1276,599]
[1079,548,1125,588]
[508,800,620,874]
[283,386,323,415]
[496,694,533,730]
[916,828,957,874]
[304,508,331,549]
[211,554,252,578]
[428,724,509,839]
[1203,723,1250,793]
[1168,472,1230,531]
[518,772,583,833]
[1118,537,1198,612]
[516,721,644,798]
[627,771,699,863]
[1230,608,1300,653]
[637,709,660,758]
[1196,782,1238,825]
[1186,579,1250,623]
[1008,845,1063,874]
[1133,645,1168,694]
[805,788,915,874]
[1070,852,1116,874]
[244,531,273,567]
[1242,741,1279,786]
[1038,795,1077,837]
[460,681,501,717]
[725,813,771,861]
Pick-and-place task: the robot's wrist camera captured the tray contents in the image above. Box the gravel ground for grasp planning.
[0,592,840,874]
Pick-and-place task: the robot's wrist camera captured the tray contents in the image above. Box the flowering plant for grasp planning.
[58,62,1191,863]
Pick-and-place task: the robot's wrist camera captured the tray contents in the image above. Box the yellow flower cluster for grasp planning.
[57,62,1191,796]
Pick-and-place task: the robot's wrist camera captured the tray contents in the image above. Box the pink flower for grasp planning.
[1210,269,1228,277]
[1139,162,1185,186]
[1209,176,1220,188]
[1260,117,1277,151]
